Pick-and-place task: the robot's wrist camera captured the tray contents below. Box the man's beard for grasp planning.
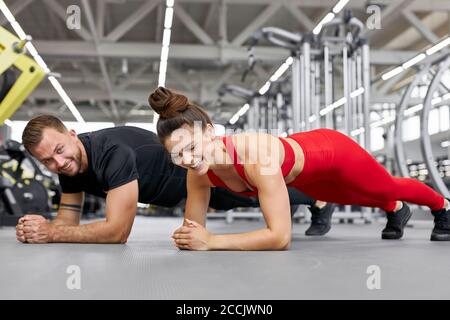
[60,147,82,176]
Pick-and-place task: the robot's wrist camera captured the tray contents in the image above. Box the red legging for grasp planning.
[287,129,445,212]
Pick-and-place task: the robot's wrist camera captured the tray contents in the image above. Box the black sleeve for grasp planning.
[58,174,83,194]
[97,144,139,191]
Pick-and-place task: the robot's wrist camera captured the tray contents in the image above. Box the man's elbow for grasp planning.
[118,229,131,244]
[109,226,132,244]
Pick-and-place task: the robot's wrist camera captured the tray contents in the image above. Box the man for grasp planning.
[16,115,334,244]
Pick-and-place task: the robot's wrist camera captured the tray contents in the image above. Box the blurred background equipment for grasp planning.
[0,140,52,226]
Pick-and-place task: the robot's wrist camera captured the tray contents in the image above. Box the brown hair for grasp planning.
[148,87,213,141]
[22,115,68,153]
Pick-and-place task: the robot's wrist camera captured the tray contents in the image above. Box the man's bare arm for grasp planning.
[17,192,84,242]
[51,192,84,226]
[48,180,138,243]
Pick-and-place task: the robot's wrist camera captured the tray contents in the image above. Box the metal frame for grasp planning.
[394,64,431,178]
[420,56,450,198]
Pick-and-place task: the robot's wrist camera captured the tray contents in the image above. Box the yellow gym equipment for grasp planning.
[0,26,46,125]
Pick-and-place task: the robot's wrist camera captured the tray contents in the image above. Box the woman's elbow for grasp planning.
[271,232,291,250]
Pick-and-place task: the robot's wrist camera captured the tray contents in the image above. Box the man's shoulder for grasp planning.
[86,126,158,142]
[84,126,160,152]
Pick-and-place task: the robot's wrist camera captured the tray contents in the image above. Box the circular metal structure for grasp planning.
[420,56,450,198]
[394,63,431,178]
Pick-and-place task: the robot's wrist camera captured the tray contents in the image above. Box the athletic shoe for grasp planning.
[430,199,450,241]
[382,202,412,240]
[305,203,336,236]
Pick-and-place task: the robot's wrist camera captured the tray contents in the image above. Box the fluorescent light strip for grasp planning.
[425,37,450,55]
[33,55,50,73]
[313,12,335,35]
[402,53,426,69]
[441,140,450,148]
[164,7,174,29]
[370,115,396,128]
[155,1,175,126]
[350,87,365,98]
[231,54,295,123]
[161,46,170,63]
[0,0,14,22]
[0,0,84,123]
[431,96,442,105]
[10,20,26,39]
[382,37,450,81]
[370,91,450,129]
[381,66,404,81]
[229,103,251,125]
[258,81,271,95]
[333,0,350,14]
[229,114,240,125]
[270,62,290,82]
[25,42,38,56]
[403,91,450,117]
[237,104,250,116]
[350,127,365,136]
[404,104,423,116]
[162,29,172,47]
[157,1,174,88]
[354,89,450,134]
[319,87,364,116]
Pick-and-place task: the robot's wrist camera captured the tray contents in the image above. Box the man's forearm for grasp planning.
[50,221,125,243]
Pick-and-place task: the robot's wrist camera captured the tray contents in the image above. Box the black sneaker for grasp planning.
[431,199,450,241]
[382,202,412,240]
[305,203,336,236]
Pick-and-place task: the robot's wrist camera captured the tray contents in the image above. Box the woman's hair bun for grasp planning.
[148,87,189,118]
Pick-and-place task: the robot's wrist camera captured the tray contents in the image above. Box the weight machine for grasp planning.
[243,11,373,223]
[246,11,371,149]
[0,26,46,124]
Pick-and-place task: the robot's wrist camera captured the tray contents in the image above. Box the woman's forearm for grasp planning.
[208,228,290,251]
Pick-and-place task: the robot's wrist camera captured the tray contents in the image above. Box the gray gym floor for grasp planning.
[0,215,449,300]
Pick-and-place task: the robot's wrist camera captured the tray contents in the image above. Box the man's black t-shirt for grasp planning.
[58,126,188,207]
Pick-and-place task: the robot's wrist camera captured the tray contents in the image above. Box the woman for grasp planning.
[148,87,450,250]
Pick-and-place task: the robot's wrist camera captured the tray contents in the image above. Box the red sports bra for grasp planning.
[206,136,295,197]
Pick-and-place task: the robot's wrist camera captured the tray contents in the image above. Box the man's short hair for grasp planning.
[22,115,68,153]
